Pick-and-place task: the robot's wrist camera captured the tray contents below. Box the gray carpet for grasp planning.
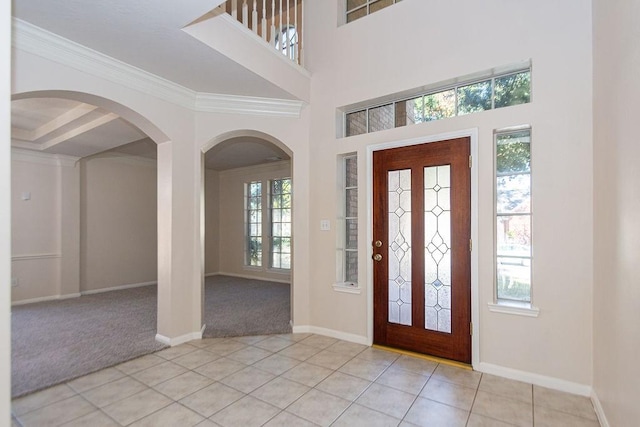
[11,275,291,397]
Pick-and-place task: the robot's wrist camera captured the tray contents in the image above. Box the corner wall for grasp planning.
[593,0,640,424]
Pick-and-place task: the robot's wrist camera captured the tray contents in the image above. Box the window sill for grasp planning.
[487,301,540,317]
[333,283,361,294]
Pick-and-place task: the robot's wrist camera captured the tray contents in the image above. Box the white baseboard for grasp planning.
[292,325,369,346]
[215,271,290,284]
[12,292,81,306]
[475,362,592,397]
[81,281,156,295]
[204,272,218,277]
[156,324,205,347]
[591,389,610,427]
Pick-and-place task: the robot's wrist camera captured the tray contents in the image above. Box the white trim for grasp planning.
[332,283,362,294]
[11,147,79,167]
[204,272,218,277]
[195,93,304,118]
[475,362,592,397]
[80,281,156,295]
[11,253,61,261]
[591,389,610,427]
[155,325,205,347]
[217,271,291,284]
[12,18,305,118]
[366,128,480,367]
[487,302,540,317]
[12,293,81,306]
[292,325,369,346]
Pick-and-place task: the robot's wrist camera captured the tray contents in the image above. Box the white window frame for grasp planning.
[345,0,403,24]
[334,154,360,293]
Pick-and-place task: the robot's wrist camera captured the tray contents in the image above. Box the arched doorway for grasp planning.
[201,131,294,337]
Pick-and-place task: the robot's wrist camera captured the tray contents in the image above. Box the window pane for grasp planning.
[497,132,531,175]
[368,104,394,132]
[457,80,492,115]
[424,90,456,122]
[347,0,367,11]
[395,97,423,127]
[346,218,358,250]
[388,169,412,326]
[347,7,367,22]
[494,71,531,108]
[497,215,531,257]
[346,188,358,217]
[497,257,531,302]
[345,251,358,283]
[370,0,394,13]
[346,110,367,136]
[497,175,530,214]
[345,156,358,188]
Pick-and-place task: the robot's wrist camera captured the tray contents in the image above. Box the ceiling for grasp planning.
[11,1,292,169]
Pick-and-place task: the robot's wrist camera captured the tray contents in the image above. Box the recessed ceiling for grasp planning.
[204,137,290,171]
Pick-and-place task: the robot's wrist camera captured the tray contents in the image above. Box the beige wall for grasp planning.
[204,168,220,274]
[305,0,594,388]
[80,154,157,292]
[593,0,640,425]
[216,161,292,282]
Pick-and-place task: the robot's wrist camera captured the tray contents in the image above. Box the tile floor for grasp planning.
[11,334,601,427]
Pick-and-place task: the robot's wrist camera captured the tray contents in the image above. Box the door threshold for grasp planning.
[372,344,472,371]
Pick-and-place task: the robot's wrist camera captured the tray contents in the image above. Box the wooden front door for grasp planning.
[373,137,471,363]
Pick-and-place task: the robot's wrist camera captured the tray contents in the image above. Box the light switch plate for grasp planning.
[320,219,330,231]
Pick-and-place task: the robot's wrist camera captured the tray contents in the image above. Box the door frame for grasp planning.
[366,128,480,368]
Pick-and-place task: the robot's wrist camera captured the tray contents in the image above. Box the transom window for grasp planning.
[346,0,403,23]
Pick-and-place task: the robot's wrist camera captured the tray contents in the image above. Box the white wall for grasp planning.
[80,154,157,292]
[305,0,594,388]
[593,0,640,425]
[1,0,12,418]
[216,161,292,282]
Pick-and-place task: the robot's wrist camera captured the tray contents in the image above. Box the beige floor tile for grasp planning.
[67,368,125,393]
[390,355,438,376]
[220,366,275,393]
[179,382,244,417]
[467,413,517,426]
[533,386,597,421]
[132,361,188,386]
[253,336,294,352]
[325,341,367,357]
[306,350,354,370]
[332,404,401,427]
[376,366,429,395]
[12,384,77,416]
[172,349,220,370]
[155,343,199,360]
[60,410,120,427]
[338,358,389,381]
[479,374,532,404]
[404,397,469,427]
[355,348,399,366]
[129,402,204,427]
[281,362,333,387]
[115,354,165,375]
[251,376,310,409]
[101,388,172,426]
[356,383,416,419]
[286,389,350,426]
[263,410,318,427]
[153,371,213,400]
[472,390,533,427]
[80,376,147,408]
[203,340,247,356]
[232,335,269,345]
[252,353,301,375]
[276,333,312,342]
[210,395,280,427]
[188,338,229,349]
[195,420,223,427]
[18,395,96,427]
[277,343,322,361]
[316,371,371,401]
[226,346,273,365]
[420,378,477,411]
[299,335,339,349]
[534,405,601,427]
[194,357,247,381]
[431,364,482,389]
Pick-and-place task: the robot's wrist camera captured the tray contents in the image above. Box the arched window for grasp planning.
[274,26,298,61]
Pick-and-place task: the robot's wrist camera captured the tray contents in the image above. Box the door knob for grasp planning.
[373,253,383,262]
[374,240,383,248]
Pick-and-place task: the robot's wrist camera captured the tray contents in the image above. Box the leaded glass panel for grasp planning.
[388,169,412,326]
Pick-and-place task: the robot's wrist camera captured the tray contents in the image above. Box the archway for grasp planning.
[201,130,295,337]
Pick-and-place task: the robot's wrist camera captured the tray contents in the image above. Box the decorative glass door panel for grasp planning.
[388,169,412,326]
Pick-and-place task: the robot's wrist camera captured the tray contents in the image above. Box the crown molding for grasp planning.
[12,18,305,118]
[11,147,80,167]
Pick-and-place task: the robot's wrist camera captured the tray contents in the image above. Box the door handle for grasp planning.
[373,253,383,262]
[374,240,383,248]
